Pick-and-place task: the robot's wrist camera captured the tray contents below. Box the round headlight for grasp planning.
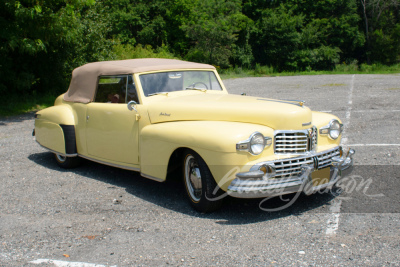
[250,133,265,155]
[329,120,342,139]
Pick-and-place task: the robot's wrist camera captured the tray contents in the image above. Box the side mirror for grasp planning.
[127,100,138,112]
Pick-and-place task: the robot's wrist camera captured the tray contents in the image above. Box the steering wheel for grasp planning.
[188,82,208,89]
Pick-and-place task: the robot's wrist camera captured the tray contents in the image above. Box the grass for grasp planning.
[0,94,55,117]
[1,62,399,117]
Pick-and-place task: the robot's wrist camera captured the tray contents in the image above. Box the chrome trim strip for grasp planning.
[140,173,165,182]
[276,147,308,151]
[36,141,78,157]
[78,154,140,172]
[237,170,265,179]
[302,122,312,126]
[274,129,309,134]
[257,98,305,107]
[284,99,306,105]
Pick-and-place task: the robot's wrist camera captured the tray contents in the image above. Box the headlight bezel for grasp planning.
[319,119,343,140]
[236,132,272,155]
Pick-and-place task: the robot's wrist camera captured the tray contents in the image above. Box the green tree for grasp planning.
[254,5,304,70]
[247,0,364,71]
[0,0,114,100]
[181,0,248,67]
[288,0,364,64]
[102,0,168,47]
[360,0,400,64]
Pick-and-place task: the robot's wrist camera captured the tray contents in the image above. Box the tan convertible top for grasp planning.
[63,58,215,103]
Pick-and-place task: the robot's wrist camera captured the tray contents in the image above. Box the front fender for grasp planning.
[312,111,342,147]
[140,121,275,184]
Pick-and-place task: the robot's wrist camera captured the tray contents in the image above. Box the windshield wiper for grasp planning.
[148,92,169,97]
[185,87,207,92]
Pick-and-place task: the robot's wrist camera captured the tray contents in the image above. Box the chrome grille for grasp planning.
[251,147,341,179]
[275,131,308,154]
[317,148,340,169]
[274,127,317,154]
[274,157,313,179]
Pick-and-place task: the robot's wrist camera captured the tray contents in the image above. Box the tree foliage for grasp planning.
[1,0,399,101]
[181,0,249,67]
[360,0,400,64]
[0,0,112,99]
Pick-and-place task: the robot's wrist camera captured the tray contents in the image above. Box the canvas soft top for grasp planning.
[63,58,215,103]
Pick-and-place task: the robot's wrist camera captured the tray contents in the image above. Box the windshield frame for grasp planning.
[138,70,224,97]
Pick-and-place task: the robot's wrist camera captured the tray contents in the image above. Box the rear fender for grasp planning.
[35,105,77,156]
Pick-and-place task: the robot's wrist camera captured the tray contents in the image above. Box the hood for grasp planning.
[147,93,312,130]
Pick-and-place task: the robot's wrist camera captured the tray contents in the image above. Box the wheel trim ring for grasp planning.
[184,155,202,203]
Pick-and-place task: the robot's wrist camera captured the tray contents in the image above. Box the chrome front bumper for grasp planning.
[227,147,355,198]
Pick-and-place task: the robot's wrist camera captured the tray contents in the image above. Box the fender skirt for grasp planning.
[60,125,77,155]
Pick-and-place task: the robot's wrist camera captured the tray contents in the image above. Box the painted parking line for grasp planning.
[319,110,400,113]
[30,259,117,267]
[340,74,355,145]
[325,75,355,237]
[352,110,400,112]
[325,198,342,236]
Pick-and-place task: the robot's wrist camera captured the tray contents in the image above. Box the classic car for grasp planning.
[34,58,354,212]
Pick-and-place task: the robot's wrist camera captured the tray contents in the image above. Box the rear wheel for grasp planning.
[54,153,81,169]
[183,149,224,213]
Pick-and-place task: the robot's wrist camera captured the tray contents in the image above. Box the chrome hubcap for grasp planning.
[185,155,202,202]
[56,154,66,163]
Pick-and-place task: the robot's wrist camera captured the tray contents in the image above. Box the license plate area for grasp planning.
[311,167,331,186]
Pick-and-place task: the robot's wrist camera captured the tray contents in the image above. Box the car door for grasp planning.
[85,75,140,165]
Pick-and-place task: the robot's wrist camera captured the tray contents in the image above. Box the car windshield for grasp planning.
[139,71,222,96]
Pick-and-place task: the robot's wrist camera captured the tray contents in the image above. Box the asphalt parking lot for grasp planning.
[1,74,399,266]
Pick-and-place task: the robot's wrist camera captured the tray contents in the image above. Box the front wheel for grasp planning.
[183,149,224,213]
[54,153,81,169]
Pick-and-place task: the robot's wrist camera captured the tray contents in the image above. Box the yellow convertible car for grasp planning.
[34,58,354,212]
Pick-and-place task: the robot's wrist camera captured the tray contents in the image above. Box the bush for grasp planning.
[359,63,372,72]
[254,63,274,75]
[113,44,176,60]
[234,67,243,74]
[334,60,359,72]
